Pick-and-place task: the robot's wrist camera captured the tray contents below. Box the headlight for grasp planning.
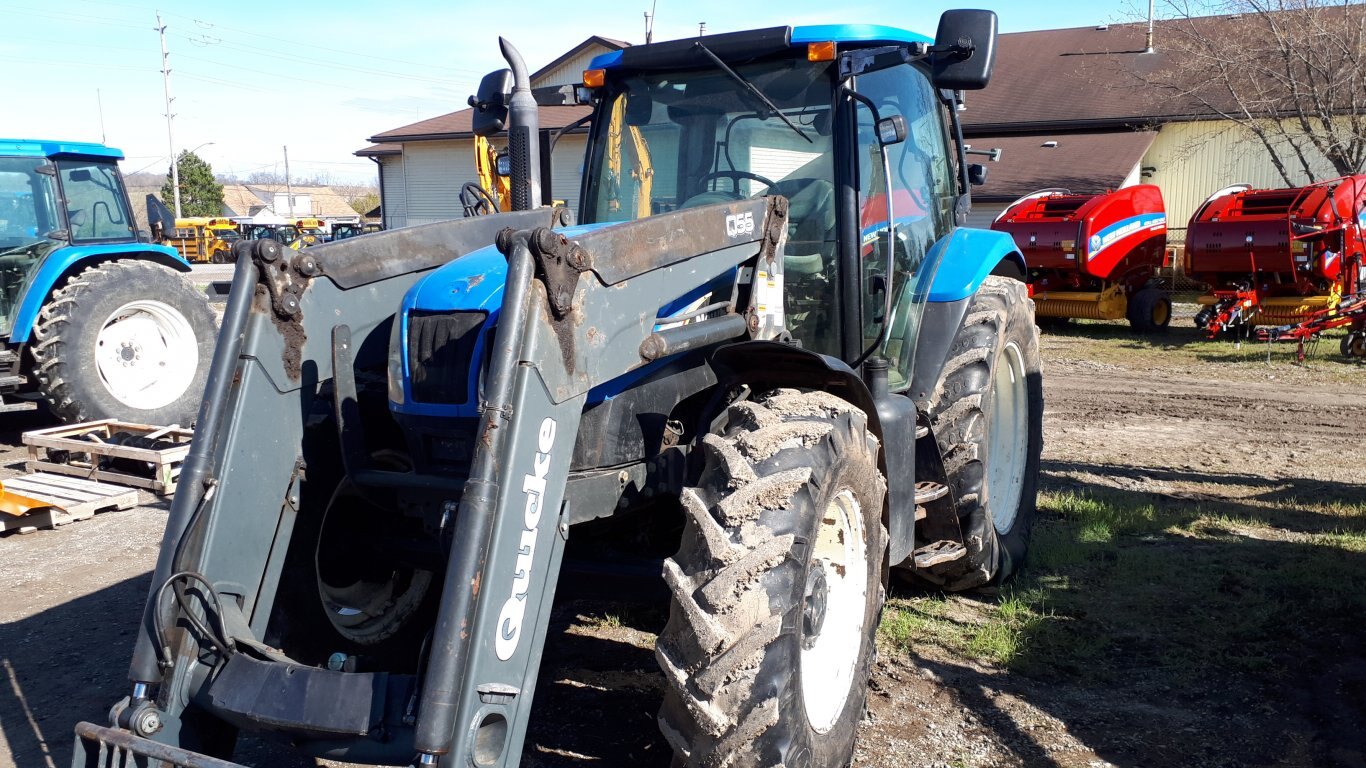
[387,314,405,406]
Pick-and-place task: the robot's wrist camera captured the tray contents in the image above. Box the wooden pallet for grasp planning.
[23,419,192,495]
[0,472,140,534]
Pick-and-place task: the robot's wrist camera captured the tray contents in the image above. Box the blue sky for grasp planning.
[4,0,1148,185]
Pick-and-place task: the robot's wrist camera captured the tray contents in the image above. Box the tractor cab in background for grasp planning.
[0,139,216,423]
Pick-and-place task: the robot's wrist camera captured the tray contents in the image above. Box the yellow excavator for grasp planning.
[604,96,653,218]
[460,135,513,216]
[458,102,650,218]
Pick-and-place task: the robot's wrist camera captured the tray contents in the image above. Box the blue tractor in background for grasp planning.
[0,139,216,425]
[76,11,1043,768]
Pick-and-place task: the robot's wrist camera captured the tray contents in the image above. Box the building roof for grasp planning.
[220,183,362,219]
[220,184,270,218]
[531,36,630,82]
[968,131,1159,202]
[963,22,1181,134]
[246,184,363,219]
[355,143,402,157]
[366,104,593,143]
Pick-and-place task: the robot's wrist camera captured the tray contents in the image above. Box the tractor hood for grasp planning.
[393,222,612,417]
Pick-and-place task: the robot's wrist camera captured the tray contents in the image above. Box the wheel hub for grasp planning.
[95,300,199,411]
[984,341,1030,533]
[801,567,828,649]
[799,489,868,734]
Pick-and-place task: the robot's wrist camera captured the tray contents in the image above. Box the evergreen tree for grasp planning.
[161,150,224,217]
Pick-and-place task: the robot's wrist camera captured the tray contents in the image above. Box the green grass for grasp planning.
[879,484,1366,689]
[1043,317,1363,382]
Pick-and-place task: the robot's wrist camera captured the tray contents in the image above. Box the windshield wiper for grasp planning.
[692,42,812,144]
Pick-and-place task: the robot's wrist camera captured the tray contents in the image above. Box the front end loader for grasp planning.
[75,13,1043,768]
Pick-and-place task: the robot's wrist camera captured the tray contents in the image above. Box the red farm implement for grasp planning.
[1187,175,1366,340]
[992,185,1170,332]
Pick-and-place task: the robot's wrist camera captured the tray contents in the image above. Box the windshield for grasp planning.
[57,160,135,243]
[584,57,842,353]
[0,157,65,336]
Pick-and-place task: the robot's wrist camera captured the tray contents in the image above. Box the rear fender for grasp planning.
[9,244,190,343]
[910,228,1025,406]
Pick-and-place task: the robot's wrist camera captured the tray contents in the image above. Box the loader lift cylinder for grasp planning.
[413,231,539,757]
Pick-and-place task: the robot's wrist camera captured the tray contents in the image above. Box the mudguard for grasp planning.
[925,227,1023,302]
[909,227,1025,406]
[8,244,190,342]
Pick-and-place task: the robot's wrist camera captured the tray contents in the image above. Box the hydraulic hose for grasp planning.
[414,231,538,756]
[128,242,259,685]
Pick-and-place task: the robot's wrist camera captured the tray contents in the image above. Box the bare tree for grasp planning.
[1146,0,1366,183]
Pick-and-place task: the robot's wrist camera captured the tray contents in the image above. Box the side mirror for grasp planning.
[624,86,654,126]
[876,115,907,146]
[146,194,175,238]
[968,163,988,186]
[469,69,514,137]
[68,169,93,182]
[931,10,998,91]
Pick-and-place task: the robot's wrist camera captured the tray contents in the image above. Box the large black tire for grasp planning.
[1127,284,1172,334]
[31,260,217,425]
[657,389,887,768]
[923,275,1043,591]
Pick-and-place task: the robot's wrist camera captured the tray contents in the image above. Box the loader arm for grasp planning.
[413,196,786,763]
[86,198,787,768]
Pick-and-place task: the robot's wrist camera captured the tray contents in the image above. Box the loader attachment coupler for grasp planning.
[74,721,247,768]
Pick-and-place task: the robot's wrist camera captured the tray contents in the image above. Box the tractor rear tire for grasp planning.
[657,389,886,768]
[1127,285,1171,334]
[922,275,1043,591]
[31,260,217,426]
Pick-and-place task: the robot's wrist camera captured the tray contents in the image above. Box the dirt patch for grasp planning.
[1,323,1363,767]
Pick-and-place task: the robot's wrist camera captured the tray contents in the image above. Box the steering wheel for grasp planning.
[696,170,779,196]
[460,182,499,216]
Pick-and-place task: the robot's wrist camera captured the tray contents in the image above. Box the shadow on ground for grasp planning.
[885,460,1366,767]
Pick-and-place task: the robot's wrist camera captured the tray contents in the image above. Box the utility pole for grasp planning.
[644,0,657,44]
[698,21,706,36]
[283,145,294,217]
[97,89,106,145]
[156,11,182,219]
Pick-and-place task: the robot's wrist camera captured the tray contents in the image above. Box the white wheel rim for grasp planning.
[985,341,1029,533]
[800,489,869,734]
[94,300,199,411]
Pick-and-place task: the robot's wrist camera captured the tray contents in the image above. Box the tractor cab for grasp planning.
[574,24,983,387]
[0,141,139,337]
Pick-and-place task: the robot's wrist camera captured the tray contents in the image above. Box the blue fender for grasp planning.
[9,244,190,343]
[925,227,1025,303]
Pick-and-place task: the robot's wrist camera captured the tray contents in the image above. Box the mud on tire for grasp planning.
[922,275,1043,591]
[656,389,887,768]
[30,260,217,425]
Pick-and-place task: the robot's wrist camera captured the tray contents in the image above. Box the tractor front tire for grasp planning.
[1127,285,1172,334]
[923,275,1043,591]
[31,260,217,425]
[657,389,886,768]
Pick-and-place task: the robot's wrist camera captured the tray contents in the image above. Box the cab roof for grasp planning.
[0,139,125,161]
[589,24,931,70]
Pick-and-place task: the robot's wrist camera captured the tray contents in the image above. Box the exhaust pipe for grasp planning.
[499,38,541,210]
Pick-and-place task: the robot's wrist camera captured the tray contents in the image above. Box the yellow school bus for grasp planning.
[292,218,327,249]
[162,217,240,263]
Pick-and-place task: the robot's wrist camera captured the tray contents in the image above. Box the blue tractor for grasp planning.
[0,139,216,424]
[76,12,1042,768]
